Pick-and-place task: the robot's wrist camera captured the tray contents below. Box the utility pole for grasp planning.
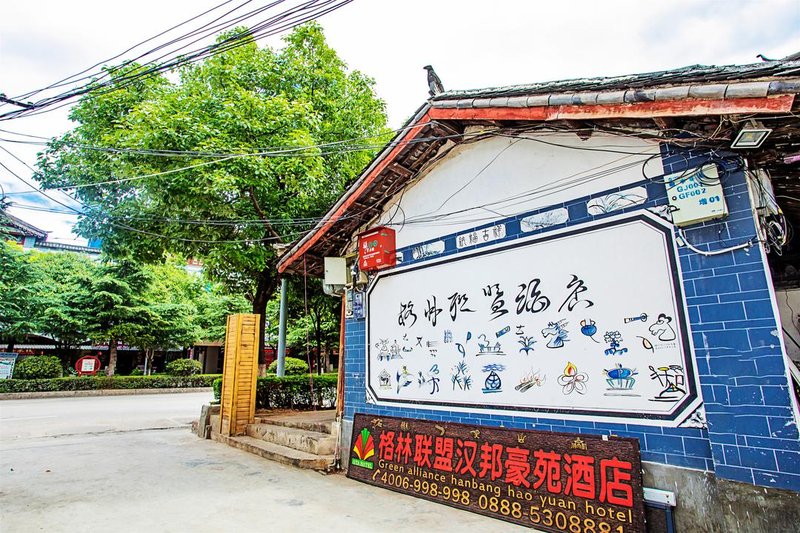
[276,278,288,377]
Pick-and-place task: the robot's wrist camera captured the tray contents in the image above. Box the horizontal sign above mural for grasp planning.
[347,413,646,533]
[366,212,699,424]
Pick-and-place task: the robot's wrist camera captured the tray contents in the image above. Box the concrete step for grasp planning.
[212,433,334,471]
[246,423,336,456]
[254,412,336,435]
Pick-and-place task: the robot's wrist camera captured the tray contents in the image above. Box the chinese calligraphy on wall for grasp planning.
[366,214,699,424]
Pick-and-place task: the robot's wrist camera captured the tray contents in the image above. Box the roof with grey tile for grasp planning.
[431,61,800,103]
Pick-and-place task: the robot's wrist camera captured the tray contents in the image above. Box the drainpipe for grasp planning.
[276,277,288,377]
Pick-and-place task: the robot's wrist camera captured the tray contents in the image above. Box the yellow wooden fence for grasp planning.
[219,313,260,436]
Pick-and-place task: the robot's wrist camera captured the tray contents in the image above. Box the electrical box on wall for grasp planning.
[345,288,365,319]
[666,164,728,227]
[358,226,397,271]
[324,257,348,286]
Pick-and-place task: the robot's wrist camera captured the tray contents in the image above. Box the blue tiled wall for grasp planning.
[343,144,800,492]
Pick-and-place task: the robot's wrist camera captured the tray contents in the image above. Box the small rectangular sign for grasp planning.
[347,413,645,533]
[0,353,18,379]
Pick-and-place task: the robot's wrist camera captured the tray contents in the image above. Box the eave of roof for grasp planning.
[35,241,101,254]
[0,209,48,239]
[276,62,800,276]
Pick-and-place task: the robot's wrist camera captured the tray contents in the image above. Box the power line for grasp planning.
[3,126,739,248]
[8,140,667,232]
[0,160,83,214]
[11,0,247,101]
[5,0,291,103]
[0,0,353,121]
[2,127,672,196]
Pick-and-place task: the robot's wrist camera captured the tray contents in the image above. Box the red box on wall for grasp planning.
[358,226,397,271]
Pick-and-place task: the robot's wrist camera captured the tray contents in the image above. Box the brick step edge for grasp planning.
[211,432,334,471]
[246,423,337,455]
[253,418,335,435]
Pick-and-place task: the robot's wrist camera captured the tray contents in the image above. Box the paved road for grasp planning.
[0,394,525,532]
[0,392,211,440]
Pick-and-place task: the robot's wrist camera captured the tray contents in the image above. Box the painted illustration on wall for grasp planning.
[586,186,647,215]
[365,213,699,424]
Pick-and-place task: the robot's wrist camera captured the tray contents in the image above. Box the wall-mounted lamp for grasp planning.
[731,121,772,149]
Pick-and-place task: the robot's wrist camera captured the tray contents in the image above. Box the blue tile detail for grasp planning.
[745,300,776,319]
[752,470,800,491]
[699,302,745,322]
[739,447,777,471]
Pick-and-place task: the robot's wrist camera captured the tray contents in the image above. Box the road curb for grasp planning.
[0,387,212,401]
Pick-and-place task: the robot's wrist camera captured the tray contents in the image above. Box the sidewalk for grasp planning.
[0,426,527,532]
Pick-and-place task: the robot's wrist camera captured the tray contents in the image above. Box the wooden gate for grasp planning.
[219,313,260,436]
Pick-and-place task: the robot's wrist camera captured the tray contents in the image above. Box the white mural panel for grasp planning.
[366,212,699,425]
[376,133,662,249]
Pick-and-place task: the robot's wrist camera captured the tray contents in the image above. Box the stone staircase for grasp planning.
[205,408,337,472]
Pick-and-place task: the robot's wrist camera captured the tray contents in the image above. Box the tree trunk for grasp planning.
[252,268,277,368]
[314,310,322,375]
[107,337,118,376]
[6,337,15,352]
[144,348,153,375]
[324,338,331,373]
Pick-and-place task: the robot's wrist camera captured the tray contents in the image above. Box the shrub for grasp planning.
[13,356,63,379]
[266,357,309,376]
[0,374,222,393]
[129,368,144,376]
[165,358,203,376]
[212,377,222,401]
[212,374,336,409]
[256,373,337,409]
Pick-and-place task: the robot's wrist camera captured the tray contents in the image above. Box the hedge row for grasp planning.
[213,373,338,410]
[0,374,222,394]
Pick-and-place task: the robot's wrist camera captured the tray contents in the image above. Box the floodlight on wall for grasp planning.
[731,120,772,149]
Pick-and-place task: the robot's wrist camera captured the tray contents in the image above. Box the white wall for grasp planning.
[375,132,663,249]
[776,288,800,362]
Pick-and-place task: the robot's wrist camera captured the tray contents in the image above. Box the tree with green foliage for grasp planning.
[194,284,250,342]
[28,250,97,355]
[36,23,388,362]
[0,240,43,351]
[76,259,154,376]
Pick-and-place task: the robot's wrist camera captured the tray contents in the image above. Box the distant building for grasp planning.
[1,208,102,257]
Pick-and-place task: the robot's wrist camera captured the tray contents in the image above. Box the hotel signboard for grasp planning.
[347,413,645,533]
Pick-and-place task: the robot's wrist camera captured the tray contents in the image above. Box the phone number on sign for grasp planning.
[373,471,626,533]
[374,471,472,505]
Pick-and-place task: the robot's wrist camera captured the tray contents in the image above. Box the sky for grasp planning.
[1,0,799,244]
